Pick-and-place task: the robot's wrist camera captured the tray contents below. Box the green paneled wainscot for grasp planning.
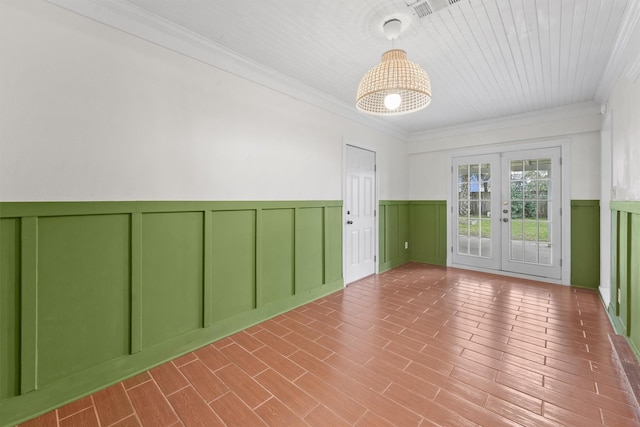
[609,201,640,359]
[378,201,447,272]
[378,199,601,290]
[0,198,606,424]
[570,200,601,289]
[0,201,343,426]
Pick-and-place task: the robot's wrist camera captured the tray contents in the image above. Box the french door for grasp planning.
[452,148,562,279]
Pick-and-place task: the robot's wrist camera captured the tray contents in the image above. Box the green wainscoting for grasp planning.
[408,201,447,266]
[379,200,601,289]
[37,214,132,386]
[143,212,204,348]
[0,218,20,401]
[379,201,447,273]
[0,201,343,426]
[379,201,410,272]
[609,201,640,358]
[570,200,601,288]
[211,210,255,322]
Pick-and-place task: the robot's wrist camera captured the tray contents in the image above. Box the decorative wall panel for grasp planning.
[0,201,343,426]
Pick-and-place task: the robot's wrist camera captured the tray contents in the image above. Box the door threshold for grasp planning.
[345,273,377,286]
[450,263,567,285]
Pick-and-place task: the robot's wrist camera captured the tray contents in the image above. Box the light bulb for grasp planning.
[384,93,401,110]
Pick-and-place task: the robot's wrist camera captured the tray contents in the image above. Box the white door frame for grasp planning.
[599,109,612,305]
[342,140,379,285]
[447,139,571,285]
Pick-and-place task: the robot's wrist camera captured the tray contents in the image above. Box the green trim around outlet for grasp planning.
[0,200,343,426]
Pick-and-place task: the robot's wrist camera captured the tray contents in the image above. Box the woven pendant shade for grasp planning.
[356,49,431,116]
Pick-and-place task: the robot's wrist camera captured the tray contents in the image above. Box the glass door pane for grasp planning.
[452,148,562,281]
[457,163,490,257]
[502,148,561,279]
[452,154,500,270]
[509,158,551,264]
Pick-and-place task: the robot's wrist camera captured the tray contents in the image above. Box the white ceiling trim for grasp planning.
[46,0,411,140]
[595,0,640,103]
[628,53,640,84]
[408,101,602,143]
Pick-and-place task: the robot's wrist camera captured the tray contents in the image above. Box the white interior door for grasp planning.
[345,145,376,284]
[452,147,562,280]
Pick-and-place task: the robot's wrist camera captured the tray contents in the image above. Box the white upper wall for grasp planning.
[408,104,603,200]
[0,0,408,202]
[608,15,640,201]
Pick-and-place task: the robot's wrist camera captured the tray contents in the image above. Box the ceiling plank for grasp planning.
[45,0,635,133]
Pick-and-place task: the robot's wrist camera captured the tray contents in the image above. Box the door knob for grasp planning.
[502,218,509,222]
[347,220,353,225]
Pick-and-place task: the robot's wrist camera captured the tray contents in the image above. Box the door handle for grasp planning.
[347,220,353,225]
[502,218,509,223]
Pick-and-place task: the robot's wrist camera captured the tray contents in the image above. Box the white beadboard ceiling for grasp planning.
[50,0,637,137]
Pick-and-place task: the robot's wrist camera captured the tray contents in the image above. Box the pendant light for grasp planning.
[356,19,431,116]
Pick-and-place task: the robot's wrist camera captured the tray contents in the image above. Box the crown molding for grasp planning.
[594,0,640,103]
[408,101,602,143]
[46,0,410,140]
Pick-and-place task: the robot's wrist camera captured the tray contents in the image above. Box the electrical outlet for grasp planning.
[405,241,408,249]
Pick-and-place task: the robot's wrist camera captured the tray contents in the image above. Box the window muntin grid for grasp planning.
[509,158,552,265]
[456,163,492,258]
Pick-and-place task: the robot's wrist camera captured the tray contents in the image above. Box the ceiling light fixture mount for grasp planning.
[356,18,431,116]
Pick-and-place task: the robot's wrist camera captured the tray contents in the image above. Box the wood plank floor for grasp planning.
[18,263,640,426]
